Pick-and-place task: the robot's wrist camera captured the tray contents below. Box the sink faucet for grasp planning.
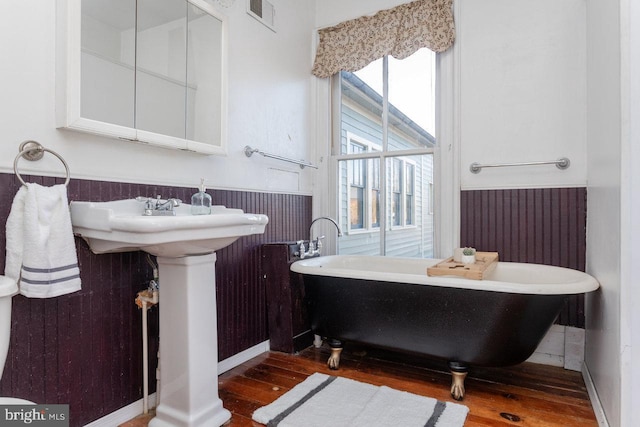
[297,216,342,259]
[136,196,182,216]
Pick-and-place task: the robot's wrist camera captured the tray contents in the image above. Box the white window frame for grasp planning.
[331,55,438,255]
[312,3,460,258]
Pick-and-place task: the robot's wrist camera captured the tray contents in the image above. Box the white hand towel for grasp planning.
[5,183,81,298]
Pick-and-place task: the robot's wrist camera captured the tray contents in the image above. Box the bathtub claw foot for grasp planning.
[450,370,467,401]
[449,362,468,401]
[327,348,342,369]
[327,339,343,370]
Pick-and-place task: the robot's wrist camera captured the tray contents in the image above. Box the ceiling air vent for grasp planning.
[247,0,275,32]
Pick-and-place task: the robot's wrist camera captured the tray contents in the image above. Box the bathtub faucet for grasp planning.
[302,216,342,258]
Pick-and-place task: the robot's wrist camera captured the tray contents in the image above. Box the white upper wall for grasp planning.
[0,0,316,195]
[315,0,410,28]
[457,0,587,190]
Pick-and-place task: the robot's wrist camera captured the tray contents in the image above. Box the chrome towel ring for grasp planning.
[13,140,71,187]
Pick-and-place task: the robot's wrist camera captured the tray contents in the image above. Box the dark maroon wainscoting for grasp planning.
[0,173,311,426]
[460,187,587,328]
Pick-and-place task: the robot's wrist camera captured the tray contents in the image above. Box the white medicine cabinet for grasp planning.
[56,0,228,155]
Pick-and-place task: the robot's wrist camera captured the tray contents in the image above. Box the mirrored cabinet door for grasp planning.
[136,0,187,140]
[81,0,136,129]
[57,0,227,155]
[186,3,224,148]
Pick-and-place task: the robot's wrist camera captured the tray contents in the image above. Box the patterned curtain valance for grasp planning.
[312,0,455,78]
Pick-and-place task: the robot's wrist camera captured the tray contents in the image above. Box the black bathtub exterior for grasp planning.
[303,275,567,367]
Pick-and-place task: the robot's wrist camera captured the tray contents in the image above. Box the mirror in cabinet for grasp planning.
[57,0,227,155]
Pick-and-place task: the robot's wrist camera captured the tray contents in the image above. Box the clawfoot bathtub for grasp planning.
[291,255,599,400]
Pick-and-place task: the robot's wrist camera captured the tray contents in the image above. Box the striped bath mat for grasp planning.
[252,373,469,427]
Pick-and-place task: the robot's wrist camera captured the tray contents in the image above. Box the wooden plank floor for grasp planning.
[122,345,598,426]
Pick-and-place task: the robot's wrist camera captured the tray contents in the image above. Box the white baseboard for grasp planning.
[218,340,271,374]
[84,393,157,427]
[83,340,270,426]
[582,361,610,427]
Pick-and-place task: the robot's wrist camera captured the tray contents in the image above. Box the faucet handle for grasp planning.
[313,236,325,255]
[295,240,306,259]
[135,196,155,215]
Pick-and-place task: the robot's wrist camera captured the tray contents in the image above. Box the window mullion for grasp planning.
[380,56,389,255]
[382,57,389,152]
[399,162,403,226]
[366,153,372,230]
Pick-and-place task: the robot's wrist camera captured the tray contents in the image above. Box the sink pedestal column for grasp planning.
[149,253,231,427]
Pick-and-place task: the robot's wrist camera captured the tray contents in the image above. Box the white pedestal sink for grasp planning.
[70,199,269,427]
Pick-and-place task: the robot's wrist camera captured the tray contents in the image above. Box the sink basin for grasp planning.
[70,199,269,257]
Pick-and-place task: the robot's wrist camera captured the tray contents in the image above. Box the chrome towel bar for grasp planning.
[13,140,71,187]
[244,145,317,169]
[470,157,570,174]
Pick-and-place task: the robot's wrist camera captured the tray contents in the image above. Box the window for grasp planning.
[345,135,381,232]
[405,163,415,226]
[348,142,366,229]
[334,49,436,257]
[389,157,416,227]
[371,158,380,228]
[392,158,402,226]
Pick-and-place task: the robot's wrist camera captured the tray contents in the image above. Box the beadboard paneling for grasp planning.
[460,188,587,327]
[0,173,311,426]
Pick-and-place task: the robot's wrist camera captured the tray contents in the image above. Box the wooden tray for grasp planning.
[427,252,499,280]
